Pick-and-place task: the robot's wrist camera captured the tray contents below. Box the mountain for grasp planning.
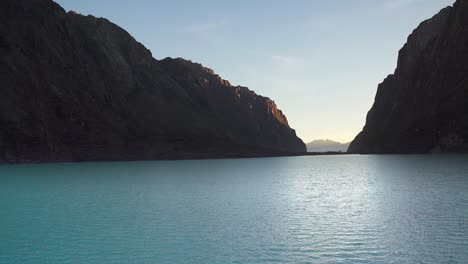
[349,0,468,154]
[0,0,305,163]
[306,140,350,153]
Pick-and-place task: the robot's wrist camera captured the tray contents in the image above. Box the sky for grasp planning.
[55,0,454,143]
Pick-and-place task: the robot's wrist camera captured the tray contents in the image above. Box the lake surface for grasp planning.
[0,155,467,263]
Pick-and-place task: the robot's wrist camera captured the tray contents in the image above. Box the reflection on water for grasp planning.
[0,155,467,263]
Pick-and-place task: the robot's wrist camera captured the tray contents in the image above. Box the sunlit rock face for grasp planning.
[0,0,305,163]
[349,0,468,154]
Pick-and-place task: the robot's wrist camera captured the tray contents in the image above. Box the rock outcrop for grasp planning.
[0,0,305,163]
[349,0,468,154]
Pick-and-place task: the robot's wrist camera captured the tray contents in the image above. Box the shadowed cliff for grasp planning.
[0,0,305,163]
[349,0,468,154]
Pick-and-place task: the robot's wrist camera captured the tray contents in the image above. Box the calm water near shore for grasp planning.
[0,155,467,263]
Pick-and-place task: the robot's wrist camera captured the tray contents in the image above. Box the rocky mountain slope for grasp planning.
[0,0,305,163]
[349,0,468,154]
[307,140,350,153]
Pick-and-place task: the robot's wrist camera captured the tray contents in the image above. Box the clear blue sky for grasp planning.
[55,0,454,143]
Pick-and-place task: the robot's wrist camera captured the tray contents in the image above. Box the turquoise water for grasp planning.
[0,155,467,263]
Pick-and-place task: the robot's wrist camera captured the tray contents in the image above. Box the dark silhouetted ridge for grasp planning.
[0,0,305,163]
[349,0,468,154]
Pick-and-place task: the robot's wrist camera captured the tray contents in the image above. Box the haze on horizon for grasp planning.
[55,0,454,143]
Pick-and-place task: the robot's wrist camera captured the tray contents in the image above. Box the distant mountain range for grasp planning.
[306,140,350,153]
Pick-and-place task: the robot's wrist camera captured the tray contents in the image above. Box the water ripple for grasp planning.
[0,155,467,263]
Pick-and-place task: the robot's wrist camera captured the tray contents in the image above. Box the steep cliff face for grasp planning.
[349,0,468,154]
[0,0,305,163]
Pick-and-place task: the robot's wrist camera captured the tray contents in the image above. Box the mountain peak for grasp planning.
[0,0,305,163]
[306,140,350,153]
[349,1,468,153]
